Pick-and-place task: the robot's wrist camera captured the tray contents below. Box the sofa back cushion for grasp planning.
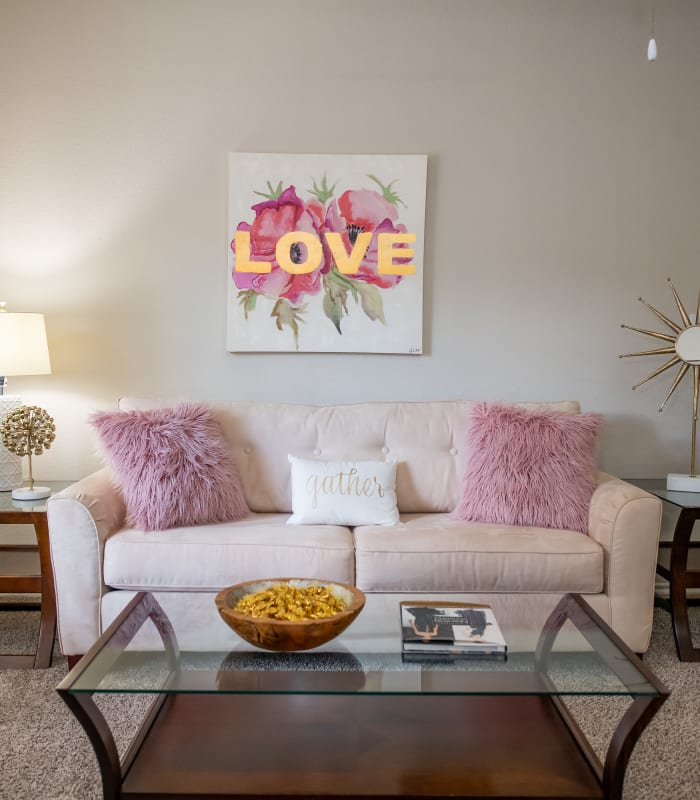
[118,399,581,514]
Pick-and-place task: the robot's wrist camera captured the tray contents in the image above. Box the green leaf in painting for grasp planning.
[270,298,307,351]
[322,274,350,334]
[329,267,358,303]
[323,292,344,335]
[252,180,284,200]
[308,173,338,204]
[356,282,386,324]
[366,174,406,208]
[237,289,259,320]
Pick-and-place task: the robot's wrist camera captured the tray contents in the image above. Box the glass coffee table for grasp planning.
[57,591,668,800]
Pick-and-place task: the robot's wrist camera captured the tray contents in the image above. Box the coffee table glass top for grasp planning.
[62,591,665,700]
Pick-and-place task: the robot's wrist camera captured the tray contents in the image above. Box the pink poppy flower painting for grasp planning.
[227,153,426,353]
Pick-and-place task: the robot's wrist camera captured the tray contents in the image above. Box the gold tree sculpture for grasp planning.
[620,278,700,490]
[0,405,56,498]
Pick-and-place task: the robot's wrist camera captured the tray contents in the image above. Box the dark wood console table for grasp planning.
[626,478,700,662]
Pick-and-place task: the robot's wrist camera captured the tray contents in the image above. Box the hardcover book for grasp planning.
[400,601,507,657]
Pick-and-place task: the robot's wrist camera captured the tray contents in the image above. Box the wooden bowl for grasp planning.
[215,578,366,652]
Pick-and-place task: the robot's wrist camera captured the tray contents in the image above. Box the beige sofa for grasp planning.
[46,399,662,659]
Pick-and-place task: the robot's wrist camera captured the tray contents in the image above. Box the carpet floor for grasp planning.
[0,605,698,800]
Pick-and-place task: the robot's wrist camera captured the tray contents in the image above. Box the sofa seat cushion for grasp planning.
[353,514,604,593]
[102,514,355,590]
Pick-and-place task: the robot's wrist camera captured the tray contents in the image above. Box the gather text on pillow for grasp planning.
[306,467,386,510]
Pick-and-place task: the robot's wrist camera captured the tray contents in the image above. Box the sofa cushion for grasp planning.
[287,456,399,525]
[353,514,604,593]
[452,402,600,534]
[91,402,249,531]
[102,514,355,590]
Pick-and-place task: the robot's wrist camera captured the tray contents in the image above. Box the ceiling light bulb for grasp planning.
[648,37,657,61]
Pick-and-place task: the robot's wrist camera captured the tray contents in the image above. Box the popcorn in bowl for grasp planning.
[215,578,365,651]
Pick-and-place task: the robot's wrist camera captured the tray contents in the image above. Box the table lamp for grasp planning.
[0,303,52,494]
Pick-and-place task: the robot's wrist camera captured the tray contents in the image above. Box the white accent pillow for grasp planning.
[287,456,399,526]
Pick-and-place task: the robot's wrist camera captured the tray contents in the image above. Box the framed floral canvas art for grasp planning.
[227,153,427,353]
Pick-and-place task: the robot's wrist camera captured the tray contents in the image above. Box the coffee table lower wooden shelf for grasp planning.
[117,693,602,799]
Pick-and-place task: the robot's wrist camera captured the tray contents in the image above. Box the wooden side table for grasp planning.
[626,478,700,662]
[0,481,73,668]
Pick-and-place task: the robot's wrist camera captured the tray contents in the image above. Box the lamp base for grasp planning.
[0,395,23,491]
[11,485,51,500]
[666,474,700,493]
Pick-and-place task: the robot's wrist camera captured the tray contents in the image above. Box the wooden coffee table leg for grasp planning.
[536,594,670,800]
[57,593,180,799]
[57,690,122,800]
[32,515,57,668]
[603,693,668,800]
[668,510,700,662]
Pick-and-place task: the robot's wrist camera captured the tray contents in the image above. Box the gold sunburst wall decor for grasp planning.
[620,278,700,492]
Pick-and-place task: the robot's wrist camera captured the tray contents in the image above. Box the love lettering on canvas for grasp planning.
[227,153,427,354]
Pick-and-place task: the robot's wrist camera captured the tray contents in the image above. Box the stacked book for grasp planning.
[400,600,507,660]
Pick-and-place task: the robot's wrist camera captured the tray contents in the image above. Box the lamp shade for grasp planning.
[0,310,51,376]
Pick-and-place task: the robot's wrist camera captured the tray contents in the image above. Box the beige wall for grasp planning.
[1,0,699,483]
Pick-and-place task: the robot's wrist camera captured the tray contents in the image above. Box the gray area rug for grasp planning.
[0,605,698,800]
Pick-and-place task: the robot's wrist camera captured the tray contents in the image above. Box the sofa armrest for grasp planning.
[587,472,662,652]
[46,468,127,656]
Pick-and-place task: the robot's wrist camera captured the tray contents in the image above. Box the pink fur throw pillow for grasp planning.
[452,403,601,533]
[90,403,249,531]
